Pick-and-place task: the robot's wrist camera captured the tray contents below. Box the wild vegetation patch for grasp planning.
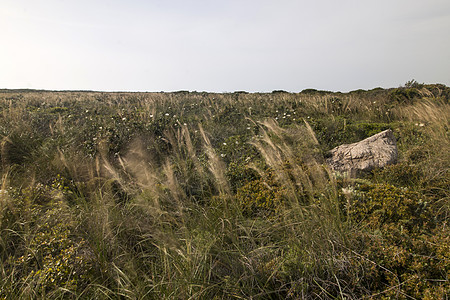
[0,84,449,298]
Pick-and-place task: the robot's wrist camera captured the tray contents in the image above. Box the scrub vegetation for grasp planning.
[0,82,449,299]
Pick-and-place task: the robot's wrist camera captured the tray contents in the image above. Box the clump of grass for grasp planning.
[395,99,449,221]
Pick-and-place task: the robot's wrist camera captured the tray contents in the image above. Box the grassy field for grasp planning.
[0,83,449,299]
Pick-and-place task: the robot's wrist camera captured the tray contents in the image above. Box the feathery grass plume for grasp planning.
[246,118,351,296]
[167,125,212,203]
[2,99,27,127]
[0,170,10,229]
[250,119,316,205]
[162,158,188,215]
[0,136,12,169]
[303,119,319,145]
[250,118,342,225]
[198,124,230,196]
[399,99,449,138]
[50,114,65,136]
[54,147,101,196]
[118,139,158,191]
[396,99,450,219]
[101,139,164,223]
[181,124,203,177]
[396,99,449,173]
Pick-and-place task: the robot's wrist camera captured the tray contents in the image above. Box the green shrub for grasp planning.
[310,117,391,150]
[352,122,391,139]
[226,162,259,193]
[48,106,68,114]
[347,183,433,233]
[352,228,450,299]
[15,218,90,296]
[389,88,421,104]
[236,178,283,217]
[372,163,423,189]
[1,132,42,167]
[0,184,94,298]
[344,183,448,298]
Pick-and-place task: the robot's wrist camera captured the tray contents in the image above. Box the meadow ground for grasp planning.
[0,83,449,299]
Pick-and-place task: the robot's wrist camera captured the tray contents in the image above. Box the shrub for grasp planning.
[389,88,421,104]
[1,132,42,167]
[236,178,283,217]
[352,228,450,299]
[1,184,94,298]
[226,161,259,193]
[15,218,90,296]
[310,117,391,150]
[372,163,423,189]
[347,183,433,233]
[344,183,448,298]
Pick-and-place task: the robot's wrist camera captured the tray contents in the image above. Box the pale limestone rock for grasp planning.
[326,129,398,176]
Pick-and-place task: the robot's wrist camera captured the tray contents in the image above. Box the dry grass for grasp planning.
[0,86,448,299]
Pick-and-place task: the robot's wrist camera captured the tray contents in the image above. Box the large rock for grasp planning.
[326,129,398,176]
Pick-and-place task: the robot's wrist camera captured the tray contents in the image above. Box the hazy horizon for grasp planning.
[1,0,449,93]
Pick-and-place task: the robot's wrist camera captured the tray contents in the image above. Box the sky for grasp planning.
[1,0,449,92]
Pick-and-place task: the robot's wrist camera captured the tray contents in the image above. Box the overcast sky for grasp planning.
[1,0,449,92]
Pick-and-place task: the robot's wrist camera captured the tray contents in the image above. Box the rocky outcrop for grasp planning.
[326,129,398,176]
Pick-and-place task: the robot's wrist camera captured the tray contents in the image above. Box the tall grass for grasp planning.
[0,86,449,298]
[395,99,450,223]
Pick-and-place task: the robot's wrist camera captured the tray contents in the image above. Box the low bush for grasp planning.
[347,183,433,233]
[372,163,424,189]
[236,178,283,217]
